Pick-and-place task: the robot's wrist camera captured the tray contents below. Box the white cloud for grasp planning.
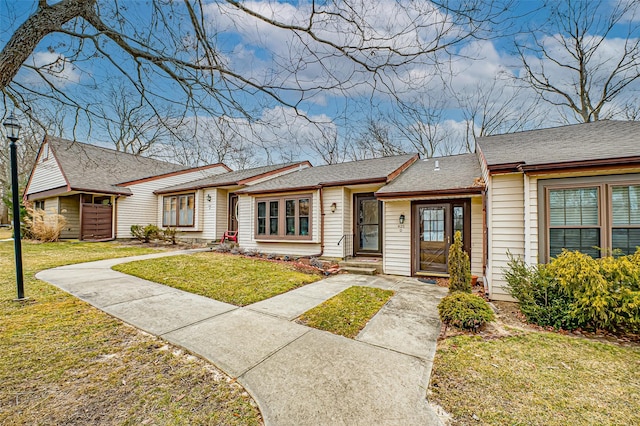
[23,51,82,87]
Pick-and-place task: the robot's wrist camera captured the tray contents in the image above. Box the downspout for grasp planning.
[113,195,118,239]
[309,185,325,258]
[523,173,531,264]
[482,188,489,296]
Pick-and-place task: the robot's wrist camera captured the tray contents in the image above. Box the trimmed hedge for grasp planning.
[438,292,495,331]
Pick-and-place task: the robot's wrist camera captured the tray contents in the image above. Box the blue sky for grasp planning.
[1,1,639,166]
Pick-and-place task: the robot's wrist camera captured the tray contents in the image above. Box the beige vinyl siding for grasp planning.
[27,154,67,194]
[200,188,229,242]
[58,195,81,239]
[117,167,225,238]
[488,173,524,300]
[217,189,230,238]
[322,187,345,258]
[237,191,322,256]
[470,196,483,277]
[383,200,412,275]
[43,197,59,215]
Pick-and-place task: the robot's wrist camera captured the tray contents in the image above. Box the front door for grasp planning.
[228,194,238,231]
[355,193,382,255]
[414,200,469,274]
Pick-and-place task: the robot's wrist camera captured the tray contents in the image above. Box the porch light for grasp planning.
[330,202,337,213]
[399,214,405,224]
[3,112,25,300]
[206,194,212,202]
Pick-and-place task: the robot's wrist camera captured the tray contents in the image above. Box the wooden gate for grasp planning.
[81,203,113,240]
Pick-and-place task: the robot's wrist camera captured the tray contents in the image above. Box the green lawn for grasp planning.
[0,241,261,425]
[113,252,322,306]
[297,286,394,338]
[430,332,640,425]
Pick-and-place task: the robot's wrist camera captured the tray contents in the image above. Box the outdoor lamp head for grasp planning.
[3,113,21,141]
[399,214,405,224]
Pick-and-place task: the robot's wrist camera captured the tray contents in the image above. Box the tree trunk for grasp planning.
[0,0,96,91]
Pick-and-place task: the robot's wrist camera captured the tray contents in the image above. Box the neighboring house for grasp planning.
[24,121,640,301]
[24,136,230,240]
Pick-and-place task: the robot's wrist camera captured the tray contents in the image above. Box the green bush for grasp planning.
[504,250,640,333]
[504,253,578,330]
[130,224,160,243]
[438,292,495,331]
[448,230,471,293]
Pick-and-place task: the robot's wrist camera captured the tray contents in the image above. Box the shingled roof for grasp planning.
[477,120,640,172]
[238,154,418,194]
[155,162,309,194]
[44,137,225,195]
[375,153,484,198]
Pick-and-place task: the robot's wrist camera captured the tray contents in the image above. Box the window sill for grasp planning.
[254,238,315,243]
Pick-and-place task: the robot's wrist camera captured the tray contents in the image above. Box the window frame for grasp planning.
[539,174,640,262]
[162,193,195,228]
[254,194,313,240]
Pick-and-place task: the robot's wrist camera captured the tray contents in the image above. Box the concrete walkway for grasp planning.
[36,250,447,426]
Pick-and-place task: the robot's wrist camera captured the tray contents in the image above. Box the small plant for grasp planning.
[215,242,233,253]
[438,292,495,331]
[448,230,471,293]
[266,253,277,260]
[310,257,324,269]
[160,227,179,244]
[130,224,160,243]
[23,207,67,242]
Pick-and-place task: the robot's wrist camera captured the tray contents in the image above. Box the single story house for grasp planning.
[25,121,640,300]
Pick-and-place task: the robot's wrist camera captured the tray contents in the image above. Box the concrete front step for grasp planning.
[339,258,383,274]
[339,266,378,276]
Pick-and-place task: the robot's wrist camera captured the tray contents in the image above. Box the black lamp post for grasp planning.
[3,113,25,300]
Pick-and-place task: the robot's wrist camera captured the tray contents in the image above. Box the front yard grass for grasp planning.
[113,252,322,306]
[0,241,261,425]
[430,331,640,425]
[297,286,394,338]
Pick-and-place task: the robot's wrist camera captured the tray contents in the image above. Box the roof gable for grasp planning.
[155,162,311,194]
[239,154,418,194]
[375,153,484,197]
[477,120,640,172]
[42,136,226,195]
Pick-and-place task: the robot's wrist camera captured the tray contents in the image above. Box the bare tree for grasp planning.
[98,83,173,155]
[457,73,543,148]
[1,0,511,144]
[350,118,407,159]
[305,127,348,165]
[515,0,640,122]
[390,96,452,158]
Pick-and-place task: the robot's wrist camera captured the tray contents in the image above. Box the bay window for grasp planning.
[256,195,312,239]
[163,193,194,227]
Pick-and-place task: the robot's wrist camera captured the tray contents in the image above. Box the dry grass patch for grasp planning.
[0,241,261,425]
[430,332,640,425]
[297,286,394,338]
[113,252,321,306]
[0,227,12,239]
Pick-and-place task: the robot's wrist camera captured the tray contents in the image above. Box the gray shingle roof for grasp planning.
[156,162,304,194]
[47,137,192,195]
[376,153,483,196]
[477,120,640,169]
[239,154,418,194]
